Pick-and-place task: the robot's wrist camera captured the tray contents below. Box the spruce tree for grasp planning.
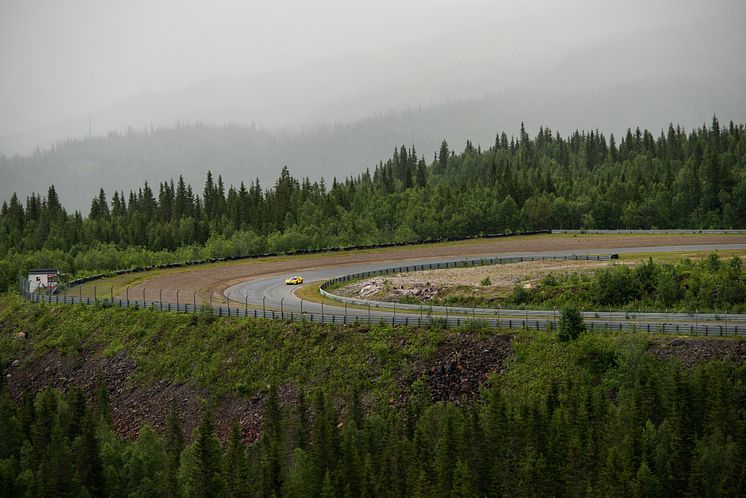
[164,399,184,498]
[224,420,249,498]
[261,385,283,497]
[74,411,104,497]
[94,373,112,425]
[182,408,225,498]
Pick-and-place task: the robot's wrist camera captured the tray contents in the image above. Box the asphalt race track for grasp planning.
[225,243,746,327]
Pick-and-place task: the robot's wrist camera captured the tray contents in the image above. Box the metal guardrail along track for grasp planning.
[18,252,746,336]
[16,292,746,336]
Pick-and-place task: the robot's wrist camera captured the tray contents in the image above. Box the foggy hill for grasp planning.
[2,2,745,211]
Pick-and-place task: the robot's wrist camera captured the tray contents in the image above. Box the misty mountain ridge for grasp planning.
[2,5,745,211]
[2,4,744,156]
[1,86,743,214]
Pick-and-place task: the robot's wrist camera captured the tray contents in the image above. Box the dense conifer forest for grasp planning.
[1,320,744,497]
[2,120,746,497]
[1,117,745,291]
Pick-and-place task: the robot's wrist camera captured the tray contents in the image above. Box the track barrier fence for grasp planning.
[17,252,746,336]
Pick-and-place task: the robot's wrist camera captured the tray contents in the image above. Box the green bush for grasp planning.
[558,306,585,342]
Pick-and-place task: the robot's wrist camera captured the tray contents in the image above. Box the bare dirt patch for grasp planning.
[3,348,293,444]
[105,233,746,305]
[410,333,514,403]
[648,338,746,368]
[337,259,618,302]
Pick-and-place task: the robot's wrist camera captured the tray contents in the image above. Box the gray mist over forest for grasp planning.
[1,0,746,211]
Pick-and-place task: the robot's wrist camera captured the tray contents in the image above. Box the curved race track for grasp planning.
[108,233,746,328]
[224,242,746,325]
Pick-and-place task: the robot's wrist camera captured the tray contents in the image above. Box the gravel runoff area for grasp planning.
[111,233,746,305]
[334,259,619,302]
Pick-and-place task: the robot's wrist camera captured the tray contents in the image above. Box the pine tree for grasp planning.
[261,385,283,497]
[182,408,225,498]
[438,140,449,171]
[283,448,314,498]
[94,373,111,425]
[224,421,249,498]
[451,459,475,498]
[164,399,184,498]
[74,411,104,497]
[294,390,309,451]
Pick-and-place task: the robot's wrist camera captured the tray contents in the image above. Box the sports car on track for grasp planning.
[285,276,303,285]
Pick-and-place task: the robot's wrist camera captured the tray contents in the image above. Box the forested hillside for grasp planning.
[1,118,745,291]
[1,299,744,497]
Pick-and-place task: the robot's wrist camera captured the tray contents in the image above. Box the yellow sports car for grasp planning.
[285,276,303,285]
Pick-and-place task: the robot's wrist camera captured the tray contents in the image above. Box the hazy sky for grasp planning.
[1,0,492,135]
[3,0,746,209]
[1,0,744,139]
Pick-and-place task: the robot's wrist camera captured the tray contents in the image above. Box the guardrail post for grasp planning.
[110,286,114,304]
[638,306,641,331]
[368,303,371,323]
[143,288,146,306]
[262,296,266,318]
[79,285,82,302]
[176,290,180,311]
[281,298,285,319]
[344,301,347,320]
[159,289,163,311]
[321,301,324,322]
[194,291,198,312]
[300,298,304,314]
[126,287,129,307]
[393,302,396,322]
[93,285,97,303]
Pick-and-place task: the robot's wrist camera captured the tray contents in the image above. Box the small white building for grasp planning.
[28,269,60,293]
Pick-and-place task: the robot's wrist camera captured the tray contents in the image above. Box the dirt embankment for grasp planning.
[114,234,746,305]
[420,333,513,404]
[4,331,515,442]
[4,349,269,444]
[648,338,746,367]
[4,331,744,444]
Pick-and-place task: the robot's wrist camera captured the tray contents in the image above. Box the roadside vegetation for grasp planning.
[488,253,744,313]
[1,296,744,497]
[347,253,746,313]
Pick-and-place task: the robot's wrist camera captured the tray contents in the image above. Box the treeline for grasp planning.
[1,117,745,291]
[1,344,744,496]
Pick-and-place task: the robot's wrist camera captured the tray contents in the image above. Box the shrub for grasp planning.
[480,276,492,286]
[541,274,558,286]
[511,285,531,304]
[558,307,585,342]
[592,266,641,306]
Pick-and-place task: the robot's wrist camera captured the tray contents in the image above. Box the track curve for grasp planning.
[225,243,746,326]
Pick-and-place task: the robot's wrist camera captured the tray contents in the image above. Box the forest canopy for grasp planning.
[1,117,745,291]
